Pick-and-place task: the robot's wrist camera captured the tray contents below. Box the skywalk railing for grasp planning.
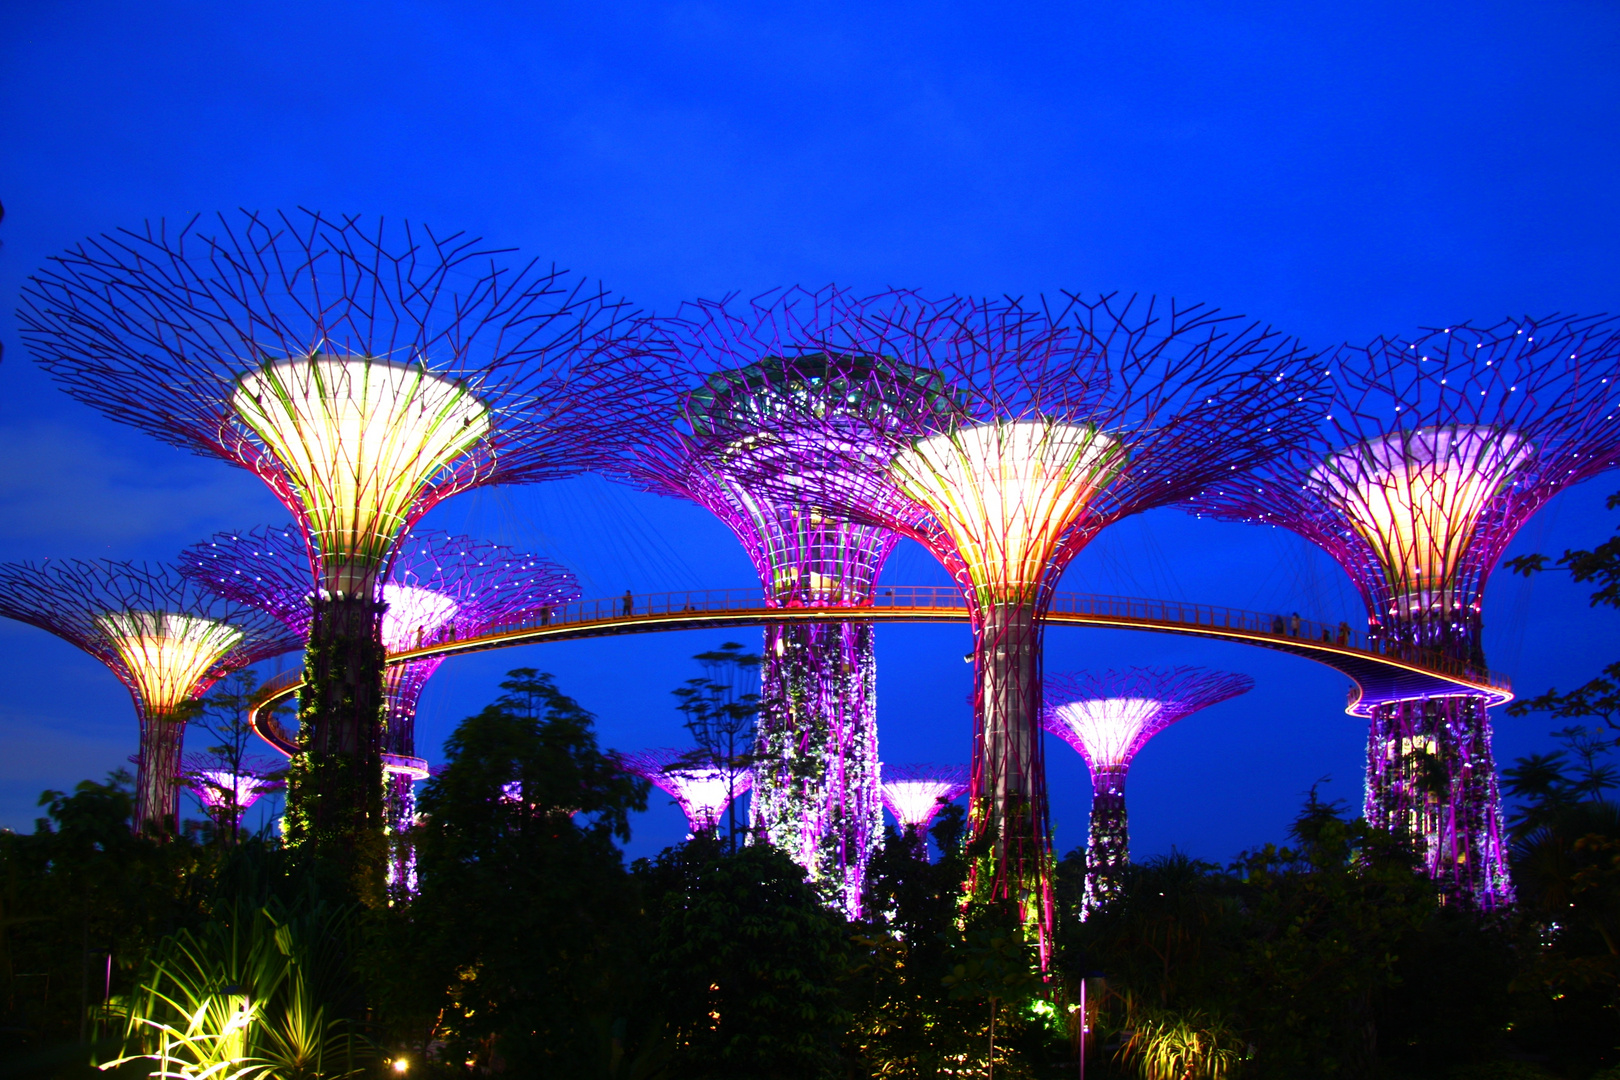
[249,584,1512,728]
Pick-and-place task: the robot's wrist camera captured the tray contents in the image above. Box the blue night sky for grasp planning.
[0,2,1616,862]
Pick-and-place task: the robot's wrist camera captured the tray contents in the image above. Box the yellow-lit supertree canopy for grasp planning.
[19,210,641,866]
[0,560,298,833]
[1192,314,1620,910]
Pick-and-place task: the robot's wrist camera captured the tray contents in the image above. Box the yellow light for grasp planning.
[94,611,244,716]
[1311,426,1532,607]
[233,354,491,592]
[892,419,1126,604]
[392,1058,410,1074]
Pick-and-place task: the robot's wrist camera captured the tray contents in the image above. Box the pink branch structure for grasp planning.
[1192,314,1620,909]
[731,291,1318,960]
[616,748,754,837]
[881,763,970,839]
[18,209,641,861]
[611,287,936,916]
[0,561,299,834]
[182,753,285,833]
[1043,667,1252,915]
[181,523,579,890]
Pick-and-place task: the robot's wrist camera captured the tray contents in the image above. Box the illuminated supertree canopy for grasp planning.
[181,523,580,888]
[1192,314,1620,908]
[18,209,639,864]
[1043,667,1252,915]
[880,763,970,833]
[750,291,1317,958]
[613,287,952,917]
[616,748,754,836]
[0,561,298,833]
[182,753,284,833]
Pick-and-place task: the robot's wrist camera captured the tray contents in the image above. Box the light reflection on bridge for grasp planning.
[249,585,1513,756]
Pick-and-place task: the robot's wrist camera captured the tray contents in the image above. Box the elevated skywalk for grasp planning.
[249,585,1513,756]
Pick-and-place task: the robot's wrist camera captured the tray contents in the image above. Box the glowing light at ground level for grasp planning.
[232,355,492,590]
[94,610,244,714]
[892,420,1125,603]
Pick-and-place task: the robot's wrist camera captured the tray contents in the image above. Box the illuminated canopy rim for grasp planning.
[1307,425,1535,605]
[1043,667,1254,772]
[232,354,493,588]
[892,418,1128,603]
[94,610,246,716]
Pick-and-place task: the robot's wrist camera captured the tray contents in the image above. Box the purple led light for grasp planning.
[617,748,753,835]
[880,764,970,830]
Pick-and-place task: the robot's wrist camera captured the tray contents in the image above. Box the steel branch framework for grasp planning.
[181,523,579,888]
[745,291,1317,960]
[0,561,298,833]
[880,763,970,857]
[1042,667,1252,915]
[616,748,754,836]
[182,753,284,834]
[1192,314,1620,908]
[19,209,639,864]
[613,287,947,916]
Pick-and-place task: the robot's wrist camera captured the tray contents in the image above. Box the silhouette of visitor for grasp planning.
[1289,612,1301,637]
[1271,614,1285,635]
[1336,621,1350,646]
[622,589,634,616]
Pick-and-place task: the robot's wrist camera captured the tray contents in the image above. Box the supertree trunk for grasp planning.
[1083,766,1128,915]
[287,591,386,886]
[135,712,186,835]
[384,770,420,896]
[970,599,1053,950]
[752,619,881,917]
[1365,693,1511,908]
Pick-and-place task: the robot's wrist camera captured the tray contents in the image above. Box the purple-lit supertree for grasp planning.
[614,288,945,916]
[747,292,1316,959]
[181,524,579,887]
[1193,315,1620,908]
[1043,667,1252,915]
[617,748,755,837]
[182,752,285,836]
[19,210,637,867]
[881,763,970,854]
[0,561,298,833]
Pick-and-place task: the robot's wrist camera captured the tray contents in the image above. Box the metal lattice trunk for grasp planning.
[1083,766,1129,913]
[1365,694,1511,908]
[135,714,188,833]
[754,619,881,916]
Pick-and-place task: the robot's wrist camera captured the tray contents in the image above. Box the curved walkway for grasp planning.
[250,585,1513,757]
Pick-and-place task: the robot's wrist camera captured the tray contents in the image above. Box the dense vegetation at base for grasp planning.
[2,504,1618,1079]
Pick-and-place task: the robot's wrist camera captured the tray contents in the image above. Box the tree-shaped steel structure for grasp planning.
[19,209,636,863]
[746,291,1317,958]
[1043,667,1252,914]
[616,748,754,837]
[614,287,946,916]
[182,753,284,834]
[881,762,970,834]
[1192,314,1620,908]
[181,523,580,885]
[0,561,298,833]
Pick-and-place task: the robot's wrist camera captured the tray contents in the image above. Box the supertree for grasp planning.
[19,209,639,867]
[738,292,1317,958]
[1043,667,1252,914]
[0,561,299,833]
[881,763,970,851]
[1193,314,1620,907]
[614,287,952,916]
[616,748,754,837]
[182,753,284,836]
[181,523,580,886]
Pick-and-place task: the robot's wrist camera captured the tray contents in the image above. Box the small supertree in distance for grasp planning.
[881,763,970,854]
[0,561,299,833]
[1192,315,1620,908]
[19,209,638,871]
[743,292,1317,960]
[616,287,944,915]
[1043,667,1253,915]
[182,752,284,836]
[182,523,580,887]
[616,748,755,837]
